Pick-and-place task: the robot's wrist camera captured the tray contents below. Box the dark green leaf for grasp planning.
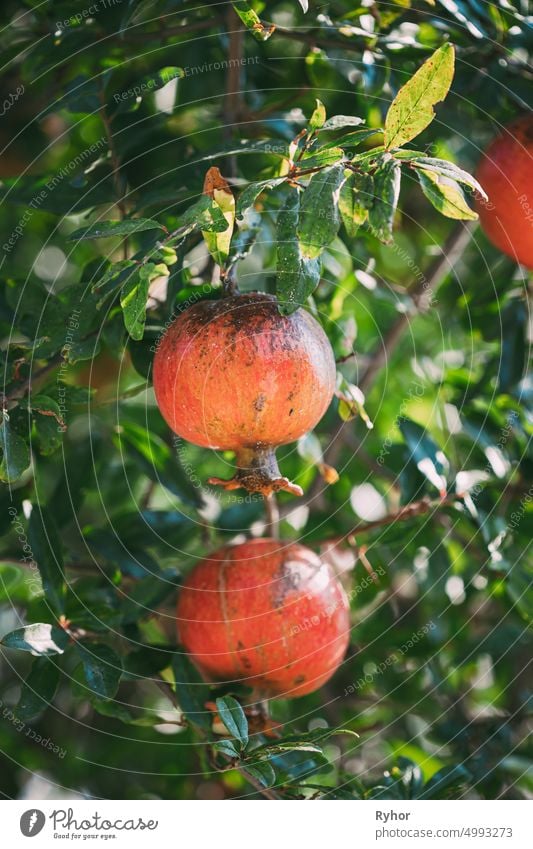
[28,507,66,614]
[121,262,168,341]
[368,158,401,243]
[77,643,123,700]
[1,623,69,656]
[498,299,527,393]
[213,739,241,759]
[298,164,345,258]
[244,761,277,788]
[215,695,249,749]
[172,652,212,730]
[31,395,65,455]
[420,765,471,799]
[69,219,164,241]
[0,414,30,483]
[276,190,321,314]
[298,148,345,169]
[16,657,60,722]
[236,178,285,219]
[399,417,448,496]
[175,195,231,235]
[115,421,203,507]
[338,171,374,237]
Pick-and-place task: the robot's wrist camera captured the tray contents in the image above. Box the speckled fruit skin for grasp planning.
[476,115,533,268]
[176,538,350,699]
[152,292,336,495]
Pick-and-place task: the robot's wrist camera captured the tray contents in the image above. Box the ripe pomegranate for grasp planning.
[476,114,533,268]
[176,538,350,699]
[153,292,335,495]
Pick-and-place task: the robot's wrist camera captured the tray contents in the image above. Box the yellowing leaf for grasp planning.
[202,167,235,267]
[417,169,478,220]
[384,44,455,150]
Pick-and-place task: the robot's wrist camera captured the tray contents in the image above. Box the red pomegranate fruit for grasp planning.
[176,538,350,699]
[153,292,336,495]
[475,114,533,268]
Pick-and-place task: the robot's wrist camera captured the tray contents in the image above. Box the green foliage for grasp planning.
[0,0,531,803]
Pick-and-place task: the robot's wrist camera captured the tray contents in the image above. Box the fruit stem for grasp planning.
[207,445,303,497]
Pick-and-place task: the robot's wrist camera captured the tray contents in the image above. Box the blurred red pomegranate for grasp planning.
[476,114,533,268]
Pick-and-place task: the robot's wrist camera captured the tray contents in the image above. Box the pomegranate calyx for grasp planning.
[208,445,303,497]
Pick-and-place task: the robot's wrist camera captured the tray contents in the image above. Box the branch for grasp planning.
[357,222,475,396]
[341,493,460,539]
[305,222,475,497]
[271,24,367,54]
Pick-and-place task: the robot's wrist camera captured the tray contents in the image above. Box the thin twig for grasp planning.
[224,6,244,180]
[264,493,280,538]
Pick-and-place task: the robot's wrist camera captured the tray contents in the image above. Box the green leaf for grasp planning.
[0,562,24,601]
[31,395,65,455]
[244,761,277,788]
[84,527,160,579]
[77,643,123,700]
[368,158,401,243]
[115,421,203,507]
[0,413,31,483]
[384,43,455,149]
[69,218,164,241]
[298,164,346,258]
[276,190,321,314]
[507,562,533,623]
[232,2,275,41]
[298,148,345,169]
[121,262,168,341]
[215,695,249,749]
[123,647,173,680]
[1,623,69,656]
[417,169,477,220]
[338,171,374,237]
[172,652,212,730]
[410,157,487,199]
[236,178,285,219]
[176,195,231,235]
[498,299,526,393]
[309,98,326,131]
[16,657,60,722]
[28,507,66,614]
[92,260,138,307]
[213,739,241,759]
[399,417,448,496]
[420,765,471,799]
[321,115,364,131]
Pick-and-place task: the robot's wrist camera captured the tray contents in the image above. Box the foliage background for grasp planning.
[0,0,531,801]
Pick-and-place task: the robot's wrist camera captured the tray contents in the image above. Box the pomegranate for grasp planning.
[475,114,533,268]
[176,538,350,699]
[153,292,335,495]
